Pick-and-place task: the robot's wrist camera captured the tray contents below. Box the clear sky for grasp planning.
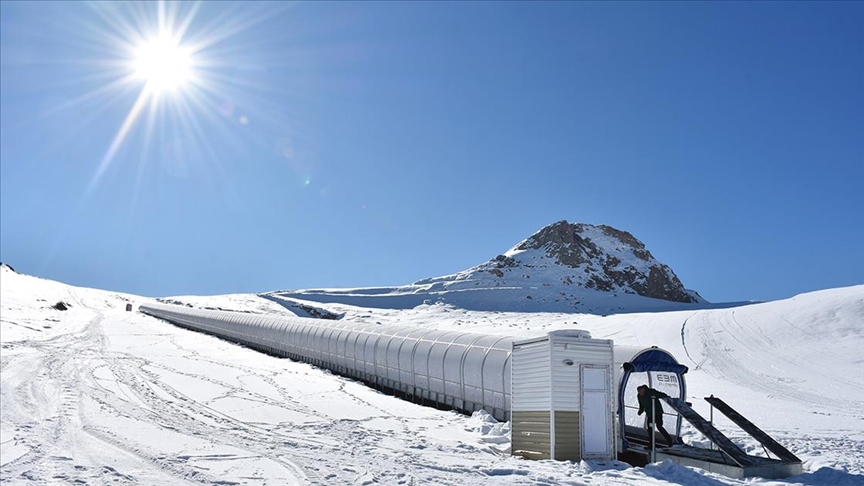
[1,1,862,303]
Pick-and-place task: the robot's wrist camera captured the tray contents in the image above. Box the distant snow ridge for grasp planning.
[419,220,696,304]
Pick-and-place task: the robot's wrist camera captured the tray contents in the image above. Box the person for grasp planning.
[637,384,674,446]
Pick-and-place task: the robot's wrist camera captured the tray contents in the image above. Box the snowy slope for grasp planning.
[2,265,863,485]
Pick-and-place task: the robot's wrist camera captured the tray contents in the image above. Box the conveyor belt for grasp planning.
[661,397,754,467]
[704,396,801,464]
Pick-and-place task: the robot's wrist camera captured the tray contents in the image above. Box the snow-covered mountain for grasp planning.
[418,220,698,302]
[268,221,712,314]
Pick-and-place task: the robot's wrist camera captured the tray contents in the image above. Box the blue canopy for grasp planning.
[623,349,689,375]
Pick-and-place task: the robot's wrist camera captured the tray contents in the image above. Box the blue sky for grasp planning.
[1,1,862,303]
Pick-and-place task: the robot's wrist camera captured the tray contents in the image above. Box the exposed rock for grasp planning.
[478,220,696,304]
[290,302,342,320]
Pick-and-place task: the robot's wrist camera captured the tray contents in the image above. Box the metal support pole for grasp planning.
[709,394,714,451]
[650,396,656,463]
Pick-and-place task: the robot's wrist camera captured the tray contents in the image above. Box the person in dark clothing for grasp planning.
[637,385,674,446]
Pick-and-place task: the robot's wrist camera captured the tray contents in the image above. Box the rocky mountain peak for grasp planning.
[516,221,655,265]
[481,221,696,303]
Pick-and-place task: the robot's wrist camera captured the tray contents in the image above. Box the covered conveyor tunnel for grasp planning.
[139,302,515,421]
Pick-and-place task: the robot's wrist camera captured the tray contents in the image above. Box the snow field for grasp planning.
[2,266,862,484]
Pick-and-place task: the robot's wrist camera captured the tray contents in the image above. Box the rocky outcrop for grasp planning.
[481,221,696,303]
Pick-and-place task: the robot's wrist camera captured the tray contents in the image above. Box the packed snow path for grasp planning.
[2,268,863,485]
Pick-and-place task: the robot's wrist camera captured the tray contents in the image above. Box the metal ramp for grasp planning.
[625,396,802,479]
[704,395,801,464]
[662,397,755,466]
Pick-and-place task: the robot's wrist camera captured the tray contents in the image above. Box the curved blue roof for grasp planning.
[625,348,689,375]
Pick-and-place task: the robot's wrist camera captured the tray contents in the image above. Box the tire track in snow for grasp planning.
[0,312,145,484]
[95,345,317,484]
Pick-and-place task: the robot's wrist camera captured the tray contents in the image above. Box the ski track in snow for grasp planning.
[695,310,860,413]
[1,268,863,485]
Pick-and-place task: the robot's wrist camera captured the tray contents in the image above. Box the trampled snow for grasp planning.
[1,264,862,485]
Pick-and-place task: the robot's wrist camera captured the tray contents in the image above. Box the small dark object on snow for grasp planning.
[53,301,69,311]
[126,303,133,312]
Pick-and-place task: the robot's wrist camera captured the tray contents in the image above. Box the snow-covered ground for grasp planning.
[2,265,862,485]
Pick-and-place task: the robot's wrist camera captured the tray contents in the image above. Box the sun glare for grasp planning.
[133,33,193,93]
[77,0,281,195]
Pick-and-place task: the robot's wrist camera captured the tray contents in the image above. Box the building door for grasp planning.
[581,365,612,458]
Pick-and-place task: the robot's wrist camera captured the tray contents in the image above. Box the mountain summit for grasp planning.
[269,220,703,314]
[463,220,696,303]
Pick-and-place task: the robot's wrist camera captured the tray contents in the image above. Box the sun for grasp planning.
[79,1,279,193]
[132,32,193,93]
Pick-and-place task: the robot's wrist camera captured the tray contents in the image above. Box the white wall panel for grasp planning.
[551,339,613,412]
[511,340,551,412]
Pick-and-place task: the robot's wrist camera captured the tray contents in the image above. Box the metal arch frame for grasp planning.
[439,332,473,406]
[458,334,489,411]
[501,352,513,413]
[376,326,401,385]
[385,326,415,384]
[355,326,375,376]
[325,322,348,369]
[398,328,433,390]
[293,320,309,357]
[270,316,285,350]
[479,336,512,412]
[424,331,451,396]
[617,349,688,451]
[438,332,467,399]
[285,318,303,356]
[273,318,287,353]
[351,324,377,376]
[409,328,440,393]
[460,340,490,393]
[328,324,347,370]
[369,326,390,384]
[258,316,274,349]
[336,326,356,370]
[312,323,330,362]
[321,324,339,367]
